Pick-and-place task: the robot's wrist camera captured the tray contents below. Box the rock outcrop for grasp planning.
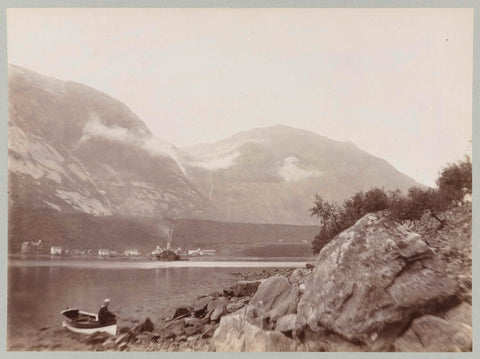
[295,214,460,350]
[213,210,471,352]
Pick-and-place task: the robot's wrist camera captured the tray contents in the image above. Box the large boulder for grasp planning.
[393,315,472,352]
[251,275,300,322]
[212,306,298,351]
[296,213,459,350]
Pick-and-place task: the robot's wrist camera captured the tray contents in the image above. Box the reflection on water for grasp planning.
[8,260,304,340]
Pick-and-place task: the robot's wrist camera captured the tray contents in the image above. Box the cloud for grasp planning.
[81,113,133,143]
[190,151,241,170]
[81,113,187,174]
[278,156,322,182]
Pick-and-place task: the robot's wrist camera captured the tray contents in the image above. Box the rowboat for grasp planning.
[61,308,117,335]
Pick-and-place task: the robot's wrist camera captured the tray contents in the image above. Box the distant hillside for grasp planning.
[183,125,421,224]
[8,207,320,256]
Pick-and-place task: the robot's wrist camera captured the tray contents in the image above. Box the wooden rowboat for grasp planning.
[61,308,117,335]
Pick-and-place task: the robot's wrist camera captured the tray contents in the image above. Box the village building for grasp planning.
[187,248,216,256]
[50,246,62,255]
[21,240,43,254]
[124,249,140,256]
[98,249,110,256]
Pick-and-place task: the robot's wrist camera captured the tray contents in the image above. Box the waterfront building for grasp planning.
[50,246,62,255]
[124,248,140,256]
[187,248,216,256]
[98,249,110,256]
[21,240,43,254]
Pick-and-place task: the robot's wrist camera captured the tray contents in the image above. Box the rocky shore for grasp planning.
[11,205,472,352]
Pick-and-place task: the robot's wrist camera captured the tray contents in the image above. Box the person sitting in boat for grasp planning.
[98,298,116,324]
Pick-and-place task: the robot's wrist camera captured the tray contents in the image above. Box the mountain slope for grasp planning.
[8,64,213,219]
[183,125,420,224]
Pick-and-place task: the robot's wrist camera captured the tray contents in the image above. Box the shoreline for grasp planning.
[7,266,298,351]
[8,258,313,269]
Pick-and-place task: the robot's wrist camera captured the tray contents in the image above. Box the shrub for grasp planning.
[310,187,389,254]
[437,156,472,202]
[311,155,471,254]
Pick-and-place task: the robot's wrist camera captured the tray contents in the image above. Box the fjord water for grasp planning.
[8,259,306,342]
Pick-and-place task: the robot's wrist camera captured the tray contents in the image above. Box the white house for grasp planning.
[50,246,62,255]
[98,249,110,256]
[124,249,140,256]
[187,248,216,256]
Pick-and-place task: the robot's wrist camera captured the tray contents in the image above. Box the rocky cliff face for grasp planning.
[183,125,419,224]
[8,64,213,219]
[212,205,472,351]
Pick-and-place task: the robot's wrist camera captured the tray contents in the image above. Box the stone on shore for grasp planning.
[115,332,133,346]
[443,302,472,326]
[85,331,111,345]
[393,315,472,352]
[193,296,214,317]
[212,306,298,351]
[162,319,186,339]
[172,307,191,320]
[226,301,245,313]
[208,297,228,321]
[251,275,299,322]
[288,268,311,285]
[233,280,261,297]
[275,314,297,336]
[201,324,217,339]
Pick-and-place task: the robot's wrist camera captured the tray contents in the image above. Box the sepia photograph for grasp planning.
[4,5,474,353]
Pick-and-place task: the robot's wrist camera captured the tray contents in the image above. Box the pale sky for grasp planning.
[7,8,473,186]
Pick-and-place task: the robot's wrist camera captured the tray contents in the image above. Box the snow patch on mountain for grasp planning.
[278,156,322,182]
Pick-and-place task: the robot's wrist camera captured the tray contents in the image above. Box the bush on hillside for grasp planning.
[311,187,389,254]
[437,156,472,202]
[311,155,472,254]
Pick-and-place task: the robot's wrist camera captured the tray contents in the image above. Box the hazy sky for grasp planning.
[7,8,473,186]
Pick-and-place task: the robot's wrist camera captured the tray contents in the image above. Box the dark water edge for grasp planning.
[7,260,306,351]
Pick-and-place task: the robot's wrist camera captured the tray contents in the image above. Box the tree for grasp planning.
[405,187,449,228]
[437,156,472,202]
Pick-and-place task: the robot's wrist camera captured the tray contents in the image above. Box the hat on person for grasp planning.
[103,298,111,305]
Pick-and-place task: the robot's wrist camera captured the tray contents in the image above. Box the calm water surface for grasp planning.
[8,259,306,340]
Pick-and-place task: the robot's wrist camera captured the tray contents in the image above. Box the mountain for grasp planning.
[8,64,420,231]
[183,125,420,224]
[8,64,213,220]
